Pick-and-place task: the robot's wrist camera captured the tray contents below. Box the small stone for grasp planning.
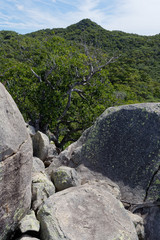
[32,131,49,161]
[32,157,45,173]
[51,166,80,191]
[32,172,55,210]
[18,210,40,233]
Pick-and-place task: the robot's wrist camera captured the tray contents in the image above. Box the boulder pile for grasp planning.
[0,83,160,240]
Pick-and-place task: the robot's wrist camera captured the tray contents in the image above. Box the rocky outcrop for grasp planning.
[57,103,160,239]
[0,83,33,240]
[59,103,160,204]
[1,87,160,240]
[37,182,138,240]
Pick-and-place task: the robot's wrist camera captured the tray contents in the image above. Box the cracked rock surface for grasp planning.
[0,83,33,240]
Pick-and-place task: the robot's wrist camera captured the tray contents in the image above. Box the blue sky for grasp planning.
[0,0,159,35]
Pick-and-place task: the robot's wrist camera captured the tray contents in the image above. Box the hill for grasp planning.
[0,19,160,148]
[27,19,160,85]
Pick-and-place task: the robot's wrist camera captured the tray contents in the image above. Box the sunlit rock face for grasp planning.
[37,183,138,240]
[59,103,160,203]
[0,83,33,240]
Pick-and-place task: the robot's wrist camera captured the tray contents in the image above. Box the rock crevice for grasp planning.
[144,166,160,202]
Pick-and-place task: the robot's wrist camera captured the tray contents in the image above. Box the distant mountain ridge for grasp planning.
[1,18,160,98]
[27,19,160,60]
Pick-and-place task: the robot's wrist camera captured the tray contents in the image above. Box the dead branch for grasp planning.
[31,68,55,90]
[58,55,119,123]
[31,68,42,82]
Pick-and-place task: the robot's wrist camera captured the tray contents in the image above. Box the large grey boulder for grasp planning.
[0,83,33,240]
[82,179,121,200]
[59,103,160,204]
[37,183,138,240]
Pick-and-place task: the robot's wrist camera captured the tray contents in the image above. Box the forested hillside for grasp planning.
[0,19,160,148]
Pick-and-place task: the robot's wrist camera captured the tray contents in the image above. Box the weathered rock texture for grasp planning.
[18,210,40,233]
[32,172,55,210]
[127,210,145,239]
[59,103,160,204]
[32,131,49,161]
[32,157,45,173]
[0,83,33,240]
[82,179,121,200]
[32,131,58,162]
[37,183,138,240]
[51,166,80,191]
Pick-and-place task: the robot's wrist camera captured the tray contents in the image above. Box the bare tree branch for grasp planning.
[44,77,55,90]
[31,67,55,90]
[73,89,88,100]
[58,54,119,123]
[31,68,42,82]
[30,43,119,148]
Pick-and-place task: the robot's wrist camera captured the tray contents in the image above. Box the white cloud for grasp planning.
[77,0,100,12]
[102,0,160,35]
[0,0,159,35]
[16,4,24,11]
[57,0,108,28]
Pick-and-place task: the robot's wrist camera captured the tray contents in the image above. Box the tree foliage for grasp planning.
[0,19,160,148]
